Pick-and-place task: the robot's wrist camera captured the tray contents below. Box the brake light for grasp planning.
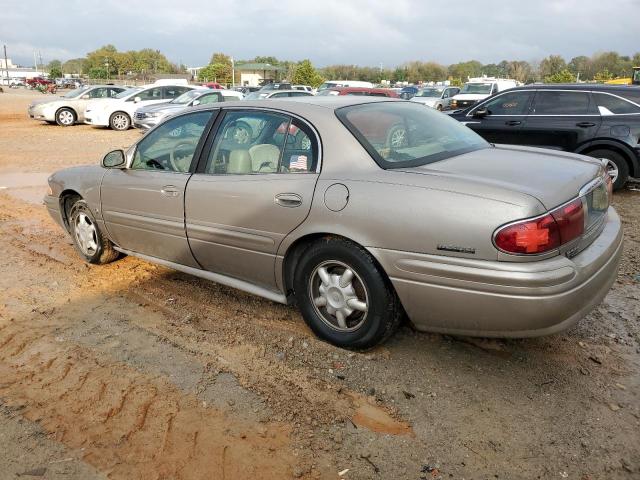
[494,199,585,255]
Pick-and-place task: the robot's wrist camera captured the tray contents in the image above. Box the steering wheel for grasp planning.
[169,139,199,172]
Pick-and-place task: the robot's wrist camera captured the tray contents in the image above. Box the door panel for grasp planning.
[101,169,198,266]
[463,90,535,144]
[185,174,317,287]
[100,110,214,267]
[185,110,320,288]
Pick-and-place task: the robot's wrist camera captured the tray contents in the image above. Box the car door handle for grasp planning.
[274,193,302,207]
[576,122,596,128]
[160,185,179,197]
[505,120,521,126]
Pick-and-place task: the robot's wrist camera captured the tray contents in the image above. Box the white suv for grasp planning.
[84,84,195,131]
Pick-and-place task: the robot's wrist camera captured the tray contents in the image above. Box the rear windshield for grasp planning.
[336,102,488,169]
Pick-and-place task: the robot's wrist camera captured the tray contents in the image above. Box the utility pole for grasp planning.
[231,57,235,87]
[3,45,9,85]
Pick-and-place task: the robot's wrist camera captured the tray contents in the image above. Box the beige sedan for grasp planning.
[44,97,622,348]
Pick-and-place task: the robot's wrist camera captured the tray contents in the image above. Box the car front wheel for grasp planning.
[69,199,120,264]
[56,107,76,126]
[110,111,131,131]
[293,238,402,349]
[586,149,629,190]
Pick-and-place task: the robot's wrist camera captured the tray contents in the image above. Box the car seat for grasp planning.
[249,144,280,173]
[226,150,252,174]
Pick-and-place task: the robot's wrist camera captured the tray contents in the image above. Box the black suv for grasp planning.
[449,84,640,189]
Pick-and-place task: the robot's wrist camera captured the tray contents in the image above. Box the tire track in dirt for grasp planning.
[0,320,307,480]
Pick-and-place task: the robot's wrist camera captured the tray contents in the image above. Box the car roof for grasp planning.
[267,89,312,95]
[511,83,640,94]
[210,96,401,111]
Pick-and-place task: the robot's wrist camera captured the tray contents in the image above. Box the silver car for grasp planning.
[27,85,128,126]
[243,90,314,100]
[410,86,460,111]
[44,98,622,348]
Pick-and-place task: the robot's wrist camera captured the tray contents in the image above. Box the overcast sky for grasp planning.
[2,0,638,68]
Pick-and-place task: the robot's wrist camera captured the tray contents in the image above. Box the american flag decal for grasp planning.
[289,155,308,171]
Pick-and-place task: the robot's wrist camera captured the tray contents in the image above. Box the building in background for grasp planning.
[236,63,286,87]
[1,58,46,84]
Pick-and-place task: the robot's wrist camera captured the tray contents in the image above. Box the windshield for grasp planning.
[172,89,204,104]
[62,86,89,99]
[415,88,443,98]
[336,102,488,169]
[460,83,493,94]
[115,87,141,99]
[633,69,640,83]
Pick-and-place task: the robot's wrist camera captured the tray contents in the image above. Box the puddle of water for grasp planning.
[0,172,50,189]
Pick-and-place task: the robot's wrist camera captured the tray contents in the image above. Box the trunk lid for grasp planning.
[398,144,603,210]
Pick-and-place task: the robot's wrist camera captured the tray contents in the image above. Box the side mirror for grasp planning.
[101,149,126,168]
[81,94,90,99]
[473,107,489,118]
[192,99,201,107]
[134,96,142,103]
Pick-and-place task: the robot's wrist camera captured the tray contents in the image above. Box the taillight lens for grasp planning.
[494,199,585,255]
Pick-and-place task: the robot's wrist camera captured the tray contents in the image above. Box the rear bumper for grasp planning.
[369,207,623,337]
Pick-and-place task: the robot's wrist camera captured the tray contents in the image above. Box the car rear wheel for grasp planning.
[293,238,402,349]
[586,149,629,191]
[110,111,131,131]
[436,104,443,111]
[56,107,76,126]
[69,199,120,264]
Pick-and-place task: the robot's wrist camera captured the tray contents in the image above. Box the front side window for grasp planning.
[88,87,109,98]
[131,111,213,173]
[130,87,163,102]
[108,88,125,97]
[205,111,317,174]
[531,91,592,115]
[593,93,640,115]
[477,91,534,115]
[337,102,488,169]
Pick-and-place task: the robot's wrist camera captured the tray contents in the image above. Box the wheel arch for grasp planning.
[281,232,394,303]
[577,140,639,177]
[59,189,82,232]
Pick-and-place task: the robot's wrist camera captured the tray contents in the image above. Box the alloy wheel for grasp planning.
[58,110,74,125]
[111,113,129,130]
[602,158,619,184]
[308,260,369,332]
[74,213,98,256]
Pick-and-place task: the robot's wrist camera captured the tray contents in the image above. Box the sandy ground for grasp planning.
[0,89,639,480]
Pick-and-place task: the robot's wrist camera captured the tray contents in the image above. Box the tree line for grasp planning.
[48,46,640,87]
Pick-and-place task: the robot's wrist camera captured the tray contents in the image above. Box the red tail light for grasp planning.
[494,199,585,255]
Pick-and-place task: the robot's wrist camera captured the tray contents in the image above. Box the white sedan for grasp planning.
[84,84,195,131]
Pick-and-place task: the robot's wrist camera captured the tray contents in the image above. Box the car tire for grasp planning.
[293,237,403,349]
[69,199,120,265]
[109,111,131,131]
[436,104,443,111]
[56,107,76,126]
[586,149,629,191]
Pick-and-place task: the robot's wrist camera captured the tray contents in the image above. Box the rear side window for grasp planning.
[531,91,592,115]
[337,102,488,169]
[593,93,640,115]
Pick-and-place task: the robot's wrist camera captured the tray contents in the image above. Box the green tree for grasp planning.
[448,60,483,81]
[593,69,614,82]
[544,69,575,83]
[62,58,86,75]
[199,62,232,83]
[47,59,63,78]
[292,59,324,87]
[210,52,232,66]
[539,55,567,79]
[252,56,280,65]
